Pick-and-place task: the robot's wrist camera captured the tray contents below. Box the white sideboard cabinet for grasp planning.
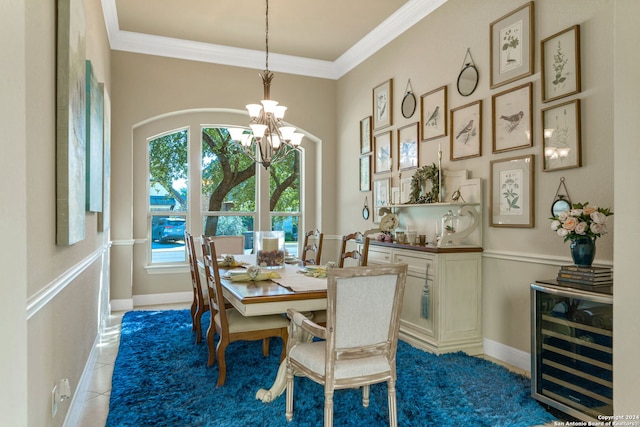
[366,241,483,355]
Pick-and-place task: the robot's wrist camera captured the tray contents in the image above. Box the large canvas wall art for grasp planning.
[86,60,104,213]
[56,0,87,245]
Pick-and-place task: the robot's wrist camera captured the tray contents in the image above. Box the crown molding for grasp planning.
[101,0,447,80]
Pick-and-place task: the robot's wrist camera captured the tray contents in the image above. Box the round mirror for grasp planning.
[457,64,479,97]
[401,92,416,118]
[551,198,571,217]
[362,205,370,220]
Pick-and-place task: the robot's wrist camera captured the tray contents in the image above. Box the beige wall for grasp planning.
[613,0,640,415]
[110,52,337,300]
[14,0,112,425]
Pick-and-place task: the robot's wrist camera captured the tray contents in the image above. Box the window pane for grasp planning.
[201,128,256,217]
[269,150,300,212]
[271,215,299,256]
[149,130,188,212]
[150,215,186,263]
[149,129,188,265]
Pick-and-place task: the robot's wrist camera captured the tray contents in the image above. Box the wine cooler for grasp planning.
[531,280,613,422]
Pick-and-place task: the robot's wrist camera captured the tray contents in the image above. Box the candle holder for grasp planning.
[254,231,285,269]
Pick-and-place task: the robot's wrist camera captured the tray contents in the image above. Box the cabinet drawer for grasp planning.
[367,248,392,264]
[393,252,434,276]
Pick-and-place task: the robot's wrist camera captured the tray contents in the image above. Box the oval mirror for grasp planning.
[401,92,416,118]
[362,205,370,220]
[551,198,571,217]
[457,64,479,97]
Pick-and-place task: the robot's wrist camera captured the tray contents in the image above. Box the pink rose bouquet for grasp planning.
[550,202,613,242]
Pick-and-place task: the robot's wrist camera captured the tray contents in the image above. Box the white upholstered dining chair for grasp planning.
[200,236,289,386]
[210,235,244,255]
[285,263,408,427]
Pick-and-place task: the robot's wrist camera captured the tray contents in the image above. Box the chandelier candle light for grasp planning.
[228,0,303,169]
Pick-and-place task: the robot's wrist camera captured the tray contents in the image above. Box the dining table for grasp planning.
[206,254,328,403]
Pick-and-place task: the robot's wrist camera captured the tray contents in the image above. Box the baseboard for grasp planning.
[110,298,133,311]
[63,333,100,427]
[483,337,531,374]
[132,291,192,307]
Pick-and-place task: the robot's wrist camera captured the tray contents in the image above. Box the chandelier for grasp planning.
[228,0,303,169]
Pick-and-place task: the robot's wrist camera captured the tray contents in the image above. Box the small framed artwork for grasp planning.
[373,79,393,131]
[490,154,535,228]
[420,85,447,141]
[492,82,532,153]
[397,122,419,171]
[542,99,582,171]
[541,25,581,103]
[391,186,401,205]
[360,116,372,154]
[490,1,535,89]
[450,100,482,161]
[359,155,371,192]
[373,178,391,223]
[400,177,413,204]
[374,131,392,174]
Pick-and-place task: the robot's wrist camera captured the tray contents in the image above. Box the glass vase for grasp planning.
[570,236,596,268]
[254,231,285,269]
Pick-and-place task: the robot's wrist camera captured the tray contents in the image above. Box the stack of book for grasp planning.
[557,265,613,290]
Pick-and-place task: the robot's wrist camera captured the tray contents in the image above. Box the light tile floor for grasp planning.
[74,303,556,427]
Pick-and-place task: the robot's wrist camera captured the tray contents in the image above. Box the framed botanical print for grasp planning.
[420,85,447,141]
[490,154,535,227]
[490,1,535,89]
[373,178,390,223]
[359,155,371,192]
[374,131,392,173]
[373,79,393,131]
[397,122,419,171]
[541,25,581,103]
[542,99,582,171]
[450,100,482,161]
[492,82,532,153]
[360,116,372,154]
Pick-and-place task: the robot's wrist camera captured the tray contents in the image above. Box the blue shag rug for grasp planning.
[106,310,554,427]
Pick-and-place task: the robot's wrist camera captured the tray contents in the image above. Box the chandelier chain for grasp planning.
[264,0,269,72]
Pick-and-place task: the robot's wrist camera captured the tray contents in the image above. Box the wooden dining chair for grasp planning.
[200,235,289,386]
[301,229,323,265]
[185,231,208,344]
[338,232,368,267]
[210,235,244,255]
[285,264,408,427]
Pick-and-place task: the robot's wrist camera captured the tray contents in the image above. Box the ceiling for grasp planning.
[103,0,448,79]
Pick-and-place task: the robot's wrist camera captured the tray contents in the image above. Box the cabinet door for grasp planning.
[394,252,435,339]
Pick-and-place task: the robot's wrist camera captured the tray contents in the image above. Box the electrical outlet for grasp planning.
[51,385,58,418]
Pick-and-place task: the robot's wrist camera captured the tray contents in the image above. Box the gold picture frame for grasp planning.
[492,82,533,153]
[541,25,581,103]
[490,154,535,227]
[450,100,482,161]
[490,2,535,89]
[373,79,393,131]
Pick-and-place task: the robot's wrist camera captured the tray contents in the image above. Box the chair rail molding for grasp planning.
[26,244,109,319]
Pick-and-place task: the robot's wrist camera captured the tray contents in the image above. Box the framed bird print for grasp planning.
[359,155,371,192]
[490,2,535,89]
[420,85,447,141]
[542,99,582,171]
[492,82,532,153]
[541,25,581,103]
[373,79,393,131]
[450,100,482,161]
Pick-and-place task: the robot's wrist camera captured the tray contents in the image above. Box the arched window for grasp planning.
[147,124,302,264]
